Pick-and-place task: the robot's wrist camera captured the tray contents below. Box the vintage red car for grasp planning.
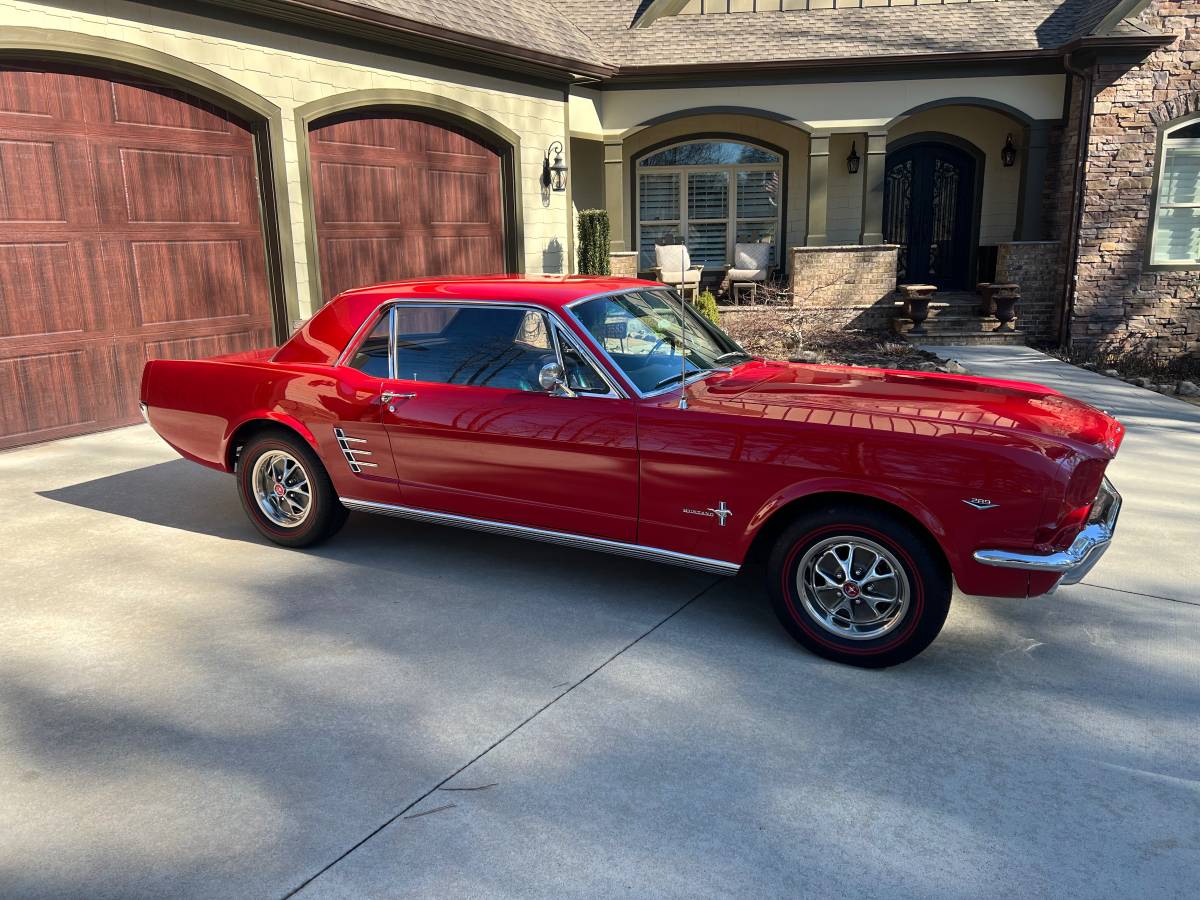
[141,276,1123,667]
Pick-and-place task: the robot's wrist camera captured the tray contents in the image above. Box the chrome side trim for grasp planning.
[333,427,377,473]
[338,497,741,576]
[974,478,1121,585]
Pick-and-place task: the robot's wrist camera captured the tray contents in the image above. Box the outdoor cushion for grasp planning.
[658,268,701,284]
[733,242,771,273]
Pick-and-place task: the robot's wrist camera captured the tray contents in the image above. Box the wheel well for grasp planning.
[745,491,950,574]
[225,420,308,472]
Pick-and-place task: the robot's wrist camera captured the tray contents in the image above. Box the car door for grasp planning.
[376,303,639,542]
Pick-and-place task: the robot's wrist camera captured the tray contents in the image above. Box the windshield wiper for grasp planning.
[715,350,753,363]
[652,372,691,390]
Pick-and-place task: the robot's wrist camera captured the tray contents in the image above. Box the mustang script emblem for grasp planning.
[683,501,733,527]
[963,498,1000,510]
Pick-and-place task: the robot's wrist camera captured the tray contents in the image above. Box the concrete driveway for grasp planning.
[1,347,1196,899]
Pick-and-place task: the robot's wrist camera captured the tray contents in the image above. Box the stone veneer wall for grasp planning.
[608,252,638,278]
[1068,1,1200,359]
[994,241,1060,344]
[790,245,900,330]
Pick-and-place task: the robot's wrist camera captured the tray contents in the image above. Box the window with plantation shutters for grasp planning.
[635,140,783,273]
[1151,120,1200,266]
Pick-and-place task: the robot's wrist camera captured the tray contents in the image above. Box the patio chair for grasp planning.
[653,244,703,301]
[724,242,771,304]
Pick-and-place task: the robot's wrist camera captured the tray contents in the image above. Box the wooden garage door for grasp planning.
[0,65,274,450]
[308,112,508,304]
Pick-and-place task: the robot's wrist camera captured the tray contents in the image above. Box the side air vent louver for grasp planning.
[334,427,377,473]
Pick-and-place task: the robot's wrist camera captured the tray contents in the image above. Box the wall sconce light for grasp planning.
[846,141,861,175]
[542,141,568,192]
[1001,134,1018,168]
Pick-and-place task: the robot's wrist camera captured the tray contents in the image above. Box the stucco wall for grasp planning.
[1,0,571,319]
[888,104,1026,247]
[620,113,809,269]
[598,73,1066,135]
[825,133,866,245]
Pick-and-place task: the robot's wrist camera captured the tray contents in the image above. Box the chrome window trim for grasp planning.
[561,286,733,400]
[335,298,627,400]
[339,496,740,576]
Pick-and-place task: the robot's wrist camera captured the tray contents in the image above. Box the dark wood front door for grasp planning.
[0,65,275,450]
[883,141,977,290]
[307,112,509,305]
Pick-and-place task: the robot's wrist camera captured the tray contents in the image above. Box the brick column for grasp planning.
[806,134,831,246]
[603,140,626,251]
[859,131,888,244]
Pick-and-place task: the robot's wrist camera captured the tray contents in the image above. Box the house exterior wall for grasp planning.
[1,0,572,320]
[1069,1,1200,359]
[826,133,865,245]
[597,74,1067,134]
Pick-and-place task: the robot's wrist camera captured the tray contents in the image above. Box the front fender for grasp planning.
[740,476,953,564]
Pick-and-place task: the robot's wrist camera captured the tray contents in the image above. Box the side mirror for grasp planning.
[538,361,576,398]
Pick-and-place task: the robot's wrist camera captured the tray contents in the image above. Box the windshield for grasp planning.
[571,289,750,394]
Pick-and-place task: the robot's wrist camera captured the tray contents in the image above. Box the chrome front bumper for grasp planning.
[974,477,1122,587]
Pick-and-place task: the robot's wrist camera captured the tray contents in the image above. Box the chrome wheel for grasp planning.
[797,536,910,641]
[251,450,312,528]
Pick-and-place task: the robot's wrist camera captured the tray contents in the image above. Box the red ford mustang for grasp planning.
[141,276,1123,667]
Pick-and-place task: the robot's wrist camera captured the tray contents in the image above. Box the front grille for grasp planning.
[334,427,377,473]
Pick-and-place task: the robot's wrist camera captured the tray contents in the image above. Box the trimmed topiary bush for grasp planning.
[693,290,720,326]
[577,209,611,276]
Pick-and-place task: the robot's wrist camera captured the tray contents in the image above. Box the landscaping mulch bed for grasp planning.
[718,305,968,375]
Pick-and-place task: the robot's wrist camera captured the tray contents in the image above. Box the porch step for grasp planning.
[893,316,1027,346]
[891,290,1026,346]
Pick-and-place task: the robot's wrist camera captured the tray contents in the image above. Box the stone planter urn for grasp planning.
[899,284,937,335]
[978,282,1020,331]
[985,283,1020,331]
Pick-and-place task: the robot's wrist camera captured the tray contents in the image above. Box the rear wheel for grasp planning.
[237,431,347,548]
[767,504,951,668]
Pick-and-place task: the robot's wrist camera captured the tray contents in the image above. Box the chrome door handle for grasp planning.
[381,391,417,402]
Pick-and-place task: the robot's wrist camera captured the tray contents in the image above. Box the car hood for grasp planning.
[697,360,1124,457]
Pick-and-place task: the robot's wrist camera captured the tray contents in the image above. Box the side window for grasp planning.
[556,328,611,394]
[391,305,557,392]
[1152,119,1200,265]
[347,311,391,377]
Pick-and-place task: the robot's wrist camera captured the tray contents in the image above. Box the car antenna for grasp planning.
[678,286,689,410]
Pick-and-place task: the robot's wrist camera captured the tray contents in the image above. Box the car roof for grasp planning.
[336,274,661,310]
[274,275,662,366]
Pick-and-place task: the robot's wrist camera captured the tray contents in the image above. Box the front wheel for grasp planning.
[767,505,951,668]
[237,431,348,548]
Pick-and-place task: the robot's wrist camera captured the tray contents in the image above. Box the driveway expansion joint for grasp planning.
[280,577,722,898]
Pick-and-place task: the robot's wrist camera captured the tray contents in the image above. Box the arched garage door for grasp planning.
[0,65,276,450]
[308,111,509,304]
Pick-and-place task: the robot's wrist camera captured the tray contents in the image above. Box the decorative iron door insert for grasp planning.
[883,142,977,289]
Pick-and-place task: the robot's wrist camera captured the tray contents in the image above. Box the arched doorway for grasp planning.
[305,107,515,304]
[883,139,981,290]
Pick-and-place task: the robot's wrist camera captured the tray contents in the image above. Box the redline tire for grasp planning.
[236,432,348,548]
[767,504,951,668]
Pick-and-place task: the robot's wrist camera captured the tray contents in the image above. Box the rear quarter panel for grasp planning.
[140,358,394,501]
